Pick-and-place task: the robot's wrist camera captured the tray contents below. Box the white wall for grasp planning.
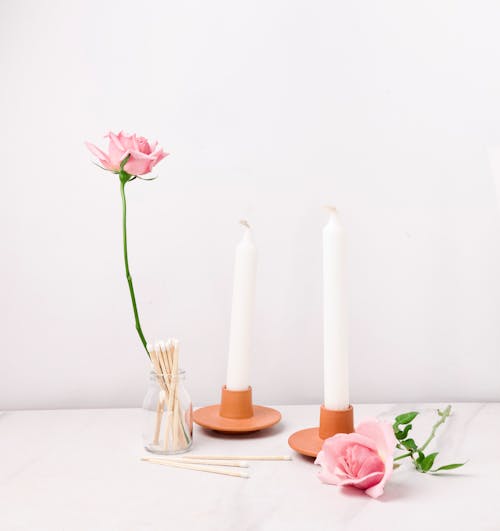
[2,0,500,410]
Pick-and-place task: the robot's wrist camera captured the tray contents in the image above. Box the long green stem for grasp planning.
[419,404,451,452]
[120,179,150,358]
[394,405,452,463]
[394,451,412,462]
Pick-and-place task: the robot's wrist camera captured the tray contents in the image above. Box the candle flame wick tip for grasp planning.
[240,219,251,229]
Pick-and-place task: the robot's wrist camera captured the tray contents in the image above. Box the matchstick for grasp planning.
[148,338,191,452]
[158,457,249,468]
[148,344,166,446]
[170,340,180,450]
[180,455,292,461]
[170,340,189,445]
[153,394,164,445]
[158,341,172,390]
[172,396,179,451]
[142,458,249,478]
[162,343,176,450]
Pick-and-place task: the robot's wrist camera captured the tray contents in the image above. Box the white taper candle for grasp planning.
[226,220,257,390]
[323,207,349,410]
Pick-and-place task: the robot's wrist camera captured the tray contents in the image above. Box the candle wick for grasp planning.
[324,205,337,213]
[240,219,251,229]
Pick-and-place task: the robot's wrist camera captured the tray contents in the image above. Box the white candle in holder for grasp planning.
[323,206,349,410]
[226,220,257,390]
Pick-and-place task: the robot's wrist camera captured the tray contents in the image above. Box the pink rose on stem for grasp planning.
[85,131,168,359]
[86,131,168,176]
[315,419,397,499]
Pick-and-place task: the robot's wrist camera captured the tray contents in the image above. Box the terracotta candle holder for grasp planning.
[193,386,281,433]
[288,404,354,458]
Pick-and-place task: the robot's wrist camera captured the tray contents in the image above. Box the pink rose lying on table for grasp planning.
[86,131,167,176]
[315,419,397,499]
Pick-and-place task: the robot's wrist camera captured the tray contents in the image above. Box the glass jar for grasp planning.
[142,369,193,454]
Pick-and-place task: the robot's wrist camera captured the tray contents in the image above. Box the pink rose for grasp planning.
[85,131,168,176]
[315,419,397,499]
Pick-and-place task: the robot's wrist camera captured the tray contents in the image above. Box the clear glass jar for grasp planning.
[142,369,193,454]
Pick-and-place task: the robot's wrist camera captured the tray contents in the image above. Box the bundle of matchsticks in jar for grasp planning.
[144,339,193,453]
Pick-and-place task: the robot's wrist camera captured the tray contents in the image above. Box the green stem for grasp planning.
[394,452,412,462]
[394,405,452,464]
[419,404,451,452]
[120,179,150,358]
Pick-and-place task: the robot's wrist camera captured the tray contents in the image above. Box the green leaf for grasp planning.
[415,451,426,472]
[402,438,417,451]
[395,424,413,440]
[421,452,439,473]
[431,463,466,472]
[136,174,158,181]
[395,412,419,425]
[92,161,115,172]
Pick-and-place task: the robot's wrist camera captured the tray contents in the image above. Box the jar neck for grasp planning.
[150,368,186,382]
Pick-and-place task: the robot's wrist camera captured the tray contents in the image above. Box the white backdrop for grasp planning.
[2,0,500,410]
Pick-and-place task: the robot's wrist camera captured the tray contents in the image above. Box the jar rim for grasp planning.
[150,368,186,377]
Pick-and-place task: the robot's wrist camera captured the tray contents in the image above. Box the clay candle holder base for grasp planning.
[193,386,281,433]
[288,405,354,458]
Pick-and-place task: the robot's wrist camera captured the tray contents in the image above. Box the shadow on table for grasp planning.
[334,482,414,502]
[195,421,287,440]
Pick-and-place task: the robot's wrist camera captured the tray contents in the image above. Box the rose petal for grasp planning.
[85,141,113,170]
[348,445,382,477]
[321,433,379,468]
[124,150,156,175]
[365,475,388,499]
[356,419,397,460]
[356,453,385,478]
[136,135,152,154]
[116,131,136,152]
[131,134,140,152]
[356,419,397,498]
[338,470,385,490]
[106,132,128,169]
[316,463,344,485]
[153,148,168,165]
[318,467,384,490]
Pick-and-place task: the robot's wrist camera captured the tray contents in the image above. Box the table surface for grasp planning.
[0,403,496,531]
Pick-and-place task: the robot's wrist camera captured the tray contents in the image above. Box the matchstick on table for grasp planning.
[146,457,249,467]
[179,455,292,461]
[142,457,249,478]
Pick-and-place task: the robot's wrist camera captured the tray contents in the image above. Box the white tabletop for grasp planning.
[0,403,496,531]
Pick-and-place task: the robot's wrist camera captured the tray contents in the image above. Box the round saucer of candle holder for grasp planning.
[193,386,281,433]
[288,405,354,458]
